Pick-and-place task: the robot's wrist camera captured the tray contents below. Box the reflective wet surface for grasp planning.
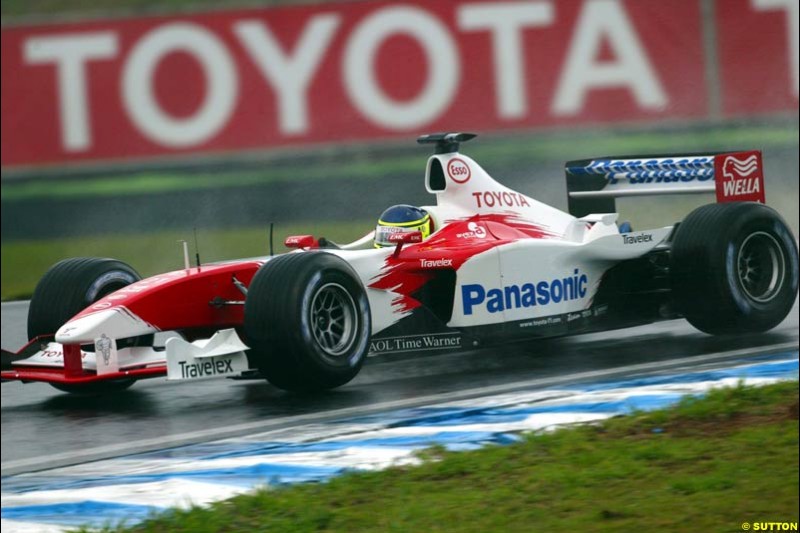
[2,300,797,473]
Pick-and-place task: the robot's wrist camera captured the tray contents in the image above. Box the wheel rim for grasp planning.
[737,231,786,303]
[309,282,358,359]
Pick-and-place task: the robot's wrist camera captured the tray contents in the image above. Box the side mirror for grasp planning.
[388,231,422,257]
[284,235,317,249]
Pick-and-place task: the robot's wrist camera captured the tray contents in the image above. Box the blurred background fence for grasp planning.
[1,0,797,299]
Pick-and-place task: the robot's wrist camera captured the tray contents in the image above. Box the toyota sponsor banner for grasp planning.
[1,0,797,171]
[716,0,798,116]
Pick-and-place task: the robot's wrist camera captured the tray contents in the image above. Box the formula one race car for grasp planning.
[2,133,798,394]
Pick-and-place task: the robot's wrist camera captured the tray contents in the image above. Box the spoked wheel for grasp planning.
[309,283,360,363]
[671,202,798,334]
[244,252,371,392]
[737,231,787,304]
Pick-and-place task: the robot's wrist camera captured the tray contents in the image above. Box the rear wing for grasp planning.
[565,150,765,217]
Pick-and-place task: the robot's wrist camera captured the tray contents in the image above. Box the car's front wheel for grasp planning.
[671,202,798,334]
[244,252,371,392]
[28,257,147,394]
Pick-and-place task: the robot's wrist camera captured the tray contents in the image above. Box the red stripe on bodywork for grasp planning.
[70,261,264,332]
[369,214,556,314]
[446,212,559,240]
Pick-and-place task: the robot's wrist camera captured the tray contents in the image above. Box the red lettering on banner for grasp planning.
[1,0,773,171]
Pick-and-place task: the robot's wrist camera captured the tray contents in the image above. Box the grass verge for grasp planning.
[82,380,798,533]
[4,190,799,300]
[1,221,370,300]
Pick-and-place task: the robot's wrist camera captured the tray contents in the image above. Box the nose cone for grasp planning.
[55,307,158,344]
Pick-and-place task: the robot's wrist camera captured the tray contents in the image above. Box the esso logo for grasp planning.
[447,158,471,183]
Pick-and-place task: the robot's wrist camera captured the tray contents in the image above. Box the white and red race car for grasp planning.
[2,133,798,394]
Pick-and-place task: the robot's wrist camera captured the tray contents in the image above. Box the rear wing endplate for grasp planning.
[565,150,765,217]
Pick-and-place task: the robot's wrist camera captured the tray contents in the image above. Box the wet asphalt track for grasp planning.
[2,300,797,476]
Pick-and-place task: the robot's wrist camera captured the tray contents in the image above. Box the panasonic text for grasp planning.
[461,269,588,315]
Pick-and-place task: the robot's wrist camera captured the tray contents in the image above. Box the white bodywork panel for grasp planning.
[423,152,575,236]
[329,153,672,334]
[55,307,158,344]
[165,329,249,381]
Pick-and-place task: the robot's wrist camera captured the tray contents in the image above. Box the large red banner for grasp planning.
[716,0,798,116]
[0,0,795,171]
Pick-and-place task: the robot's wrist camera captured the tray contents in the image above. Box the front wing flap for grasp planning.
[1,329,251,385]
[165,329,250,381]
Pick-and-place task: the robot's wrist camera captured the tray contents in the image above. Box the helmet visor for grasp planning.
[374,215,431,247]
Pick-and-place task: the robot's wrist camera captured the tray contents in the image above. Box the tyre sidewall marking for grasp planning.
[300,270,324,349]
[774,220,800,294]
[85,270,137,302]
[300,268,369,370]
[726,240,752,314]
[726,216,797,315]
[350,283,371,368]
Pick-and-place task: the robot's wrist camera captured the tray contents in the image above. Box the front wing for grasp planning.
[1,329,250,385]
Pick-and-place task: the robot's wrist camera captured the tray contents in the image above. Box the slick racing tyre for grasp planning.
[244,252,371,392]
[671,202,799,334]
[28,257,147,394]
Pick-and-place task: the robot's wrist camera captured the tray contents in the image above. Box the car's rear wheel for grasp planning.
[244,253,371,392]
[28,257,147,394]
[671,202,798,334]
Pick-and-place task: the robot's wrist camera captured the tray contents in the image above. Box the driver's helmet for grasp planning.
[374,205,433,248]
